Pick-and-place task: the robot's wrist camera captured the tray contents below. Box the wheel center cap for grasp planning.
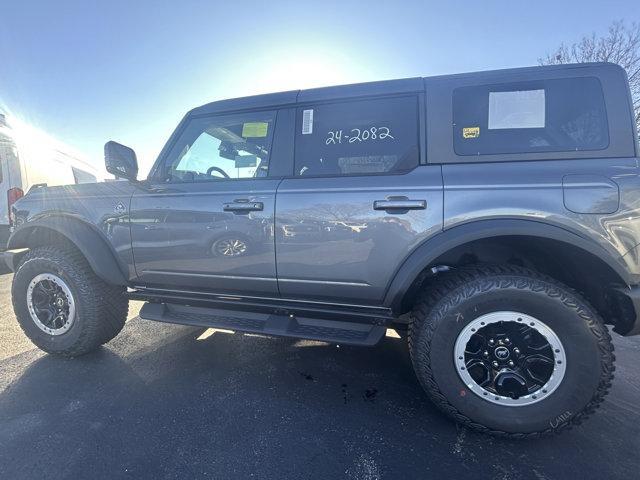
[494,346,510,360]
[55,297,65,307]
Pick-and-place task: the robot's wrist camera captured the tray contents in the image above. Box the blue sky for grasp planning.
[1,0,639,174]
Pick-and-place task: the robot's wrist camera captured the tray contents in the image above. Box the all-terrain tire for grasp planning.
[408,264,615,438]
[12,246,128,357]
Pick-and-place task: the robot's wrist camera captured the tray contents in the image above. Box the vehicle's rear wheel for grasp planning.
[12,246,128,357]
[409,264,615,437]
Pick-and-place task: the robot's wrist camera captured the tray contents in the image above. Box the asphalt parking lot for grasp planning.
[0,273,639,479]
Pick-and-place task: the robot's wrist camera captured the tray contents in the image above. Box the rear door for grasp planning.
[275,94,443,305]
[130,109,288,296]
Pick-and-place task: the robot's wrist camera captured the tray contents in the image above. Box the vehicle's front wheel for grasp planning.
[12,246,128,357]
[409,264,615,437]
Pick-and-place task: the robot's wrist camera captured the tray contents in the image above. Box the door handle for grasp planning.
[223,201,264,212]
[373,199,427,211]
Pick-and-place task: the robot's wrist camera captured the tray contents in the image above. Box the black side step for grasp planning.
[139,303,386,346]
[128,287,394,325]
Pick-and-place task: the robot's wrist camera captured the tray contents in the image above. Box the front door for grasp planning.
[130,109,281,296]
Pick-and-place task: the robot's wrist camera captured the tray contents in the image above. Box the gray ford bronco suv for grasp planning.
[4,63,640,437]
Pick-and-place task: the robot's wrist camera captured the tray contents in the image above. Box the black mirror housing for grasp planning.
[105,141,138,181]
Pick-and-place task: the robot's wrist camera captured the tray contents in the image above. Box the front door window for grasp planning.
[159,111,276,182]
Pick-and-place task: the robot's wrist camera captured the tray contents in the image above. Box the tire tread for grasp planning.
[12,246,128,357]
[408,263,615,439]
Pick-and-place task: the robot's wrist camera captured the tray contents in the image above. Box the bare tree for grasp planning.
[539,21,640,135]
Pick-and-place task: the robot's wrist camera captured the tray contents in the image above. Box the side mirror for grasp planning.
[105,141,138,181]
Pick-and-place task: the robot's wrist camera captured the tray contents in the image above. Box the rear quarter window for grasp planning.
[453,76,609,156]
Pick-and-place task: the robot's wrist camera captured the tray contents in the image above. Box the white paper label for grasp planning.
[302,109,314,135]
[488,89,545,129]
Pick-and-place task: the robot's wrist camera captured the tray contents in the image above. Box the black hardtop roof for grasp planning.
[187,62,621,117]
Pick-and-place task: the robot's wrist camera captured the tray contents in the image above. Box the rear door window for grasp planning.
[294,96,419,176]
[453,76,609,156]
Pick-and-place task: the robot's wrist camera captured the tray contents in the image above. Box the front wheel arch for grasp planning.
[7,217,128,286]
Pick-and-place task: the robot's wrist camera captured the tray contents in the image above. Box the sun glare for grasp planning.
[0,109,103,178]
[227,48,377,97]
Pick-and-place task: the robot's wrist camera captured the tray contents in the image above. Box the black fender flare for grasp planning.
[7,216,128,285]
[383,218,631,313]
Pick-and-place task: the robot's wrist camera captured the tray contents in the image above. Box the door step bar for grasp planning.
[128,286,394,325]
[139,302,386,346]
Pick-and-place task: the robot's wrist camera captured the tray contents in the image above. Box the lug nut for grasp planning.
[483,350,489,357]
[508,360,514,368]
[492,361,499,368]
[488,339,495,345]
[504,337,510,344]
[514,348,520,355]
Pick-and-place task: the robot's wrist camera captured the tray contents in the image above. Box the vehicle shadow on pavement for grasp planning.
[0,318,638,479]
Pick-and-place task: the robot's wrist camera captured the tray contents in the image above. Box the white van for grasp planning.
[0,113,102,247]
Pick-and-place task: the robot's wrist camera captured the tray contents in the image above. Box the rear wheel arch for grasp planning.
[8,216,128,286]
[385,219,632,329]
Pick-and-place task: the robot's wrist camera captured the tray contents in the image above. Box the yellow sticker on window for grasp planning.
[242,122,269,138]
[462,127,480,139]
